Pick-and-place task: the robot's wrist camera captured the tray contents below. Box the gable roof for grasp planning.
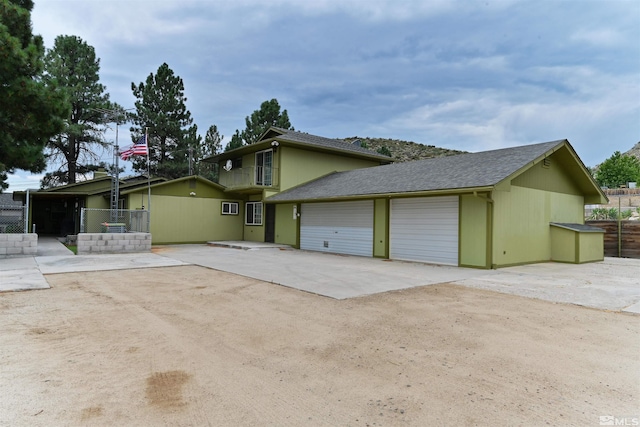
[267,139,607,203]
[262,127,391,159]
[203,127,392,163]
[120,175,224,195]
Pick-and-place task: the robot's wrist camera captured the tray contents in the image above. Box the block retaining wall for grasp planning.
[0,234,38,256]
[77,233,152,255]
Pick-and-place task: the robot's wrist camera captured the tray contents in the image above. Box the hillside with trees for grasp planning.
[625,142,640,161]
[340,137,465,162]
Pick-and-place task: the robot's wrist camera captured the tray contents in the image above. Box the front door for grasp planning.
[265,204,276,243]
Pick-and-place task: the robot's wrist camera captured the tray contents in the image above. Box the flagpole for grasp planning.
[146,127,151,228]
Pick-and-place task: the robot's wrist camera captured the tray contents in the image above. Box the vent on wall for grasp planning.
[542,157,551,168]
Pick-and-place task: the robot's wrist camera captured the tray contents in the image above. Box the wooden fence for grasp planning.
[585,220,640,258]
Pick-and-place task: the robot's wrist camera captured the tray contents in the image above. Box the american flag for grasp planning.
[120,135,148,160]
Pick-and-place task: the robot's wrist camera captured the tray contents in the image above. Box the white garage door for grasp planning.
[300,200,373,257]
[390,196,459,265]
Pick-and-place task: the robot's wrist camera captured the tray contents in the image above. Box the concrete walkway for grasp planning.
[37,237,74,256]
[0,237,187,292]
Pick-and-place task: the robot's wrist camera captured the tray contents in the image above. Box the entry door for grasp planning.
[390,196,459,265]
[300,200,373,257]
[265,204,276,243]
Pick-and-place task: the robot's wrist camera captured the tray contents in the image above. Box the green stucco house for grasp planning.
[15,126,607,268]
[206,128,607,268]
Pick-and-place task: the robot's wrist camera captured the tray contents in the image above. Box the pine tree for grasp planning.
[227,99,294,150]
[129,63,193,179]
[0,0,67,191]
[41,35,116,187]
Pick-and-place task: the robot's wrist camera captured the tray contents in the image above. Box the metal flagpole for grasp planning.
[146,127,151,232]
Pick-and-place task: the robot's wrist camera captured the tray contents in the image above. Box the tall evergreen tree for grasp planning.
[197,125,223,180]
[41,35,116,187]
[242,98,293,144]
[0,0,67,191]
[224,129,243,152]
[129,63,193,179]
[227,98,294,150]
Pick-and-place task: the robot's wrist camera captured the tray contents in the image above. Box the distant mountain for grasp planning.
[341,137,465,162]
[624,142,640,160]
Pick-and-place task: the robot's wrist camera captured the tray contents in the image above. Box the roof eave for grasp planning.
[265,186,495,204]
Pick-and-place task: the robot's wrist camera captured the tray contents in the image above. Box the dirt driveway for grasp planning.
[1,265,638,426]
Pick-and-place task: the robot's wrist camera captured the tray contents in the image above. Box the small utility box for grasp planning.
[550,223,605,263]
[101,222,127,233]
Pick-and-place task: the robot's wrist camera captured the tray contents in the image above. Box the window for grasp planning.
[221,202,239,215]
[245,202,263,225]
[255,149,273,186]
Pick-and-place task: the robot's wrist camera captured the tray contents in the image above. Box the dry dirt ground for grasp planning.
[1,265,638,426]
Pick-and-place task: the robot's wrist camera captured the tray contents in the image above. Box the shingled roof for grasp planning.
[205,127,393,163]
[267,140,569,201]
[263,127,391,159]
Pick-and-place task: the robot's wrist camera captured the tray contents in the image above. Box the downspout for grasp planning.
[473,191,495,269]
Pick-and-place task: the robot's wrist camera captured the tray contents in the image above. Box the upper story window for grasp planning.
[255,149,273,186]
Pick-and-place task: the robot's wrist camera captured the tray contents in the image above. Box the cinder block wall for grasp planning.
[77,233,152,255]
[0,234,38,256]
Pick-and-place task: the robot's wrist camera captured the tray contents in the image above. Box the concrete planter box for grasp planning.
[77,233,152,255]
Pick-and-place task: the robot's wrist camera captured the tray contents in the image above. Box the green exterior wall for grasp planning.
[492,186,584,267]
[86,194,108,209]
[579,233,604,263]
[373,199,388,257]
[459,194,490,268]
[147,178,226,198]
[511,154,582,195]
[279,146,382,191]
[274,203,298,246]
[125,179,241,244]
[127,194,243,244]
[550,226,576,263]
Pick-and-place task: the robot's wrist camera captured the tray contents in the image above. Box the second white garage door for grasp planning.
[300,200,373,257]
[390,196,459,265]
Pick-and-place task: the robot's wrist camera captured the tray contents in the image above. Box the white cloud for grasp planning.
[571,28,624,47]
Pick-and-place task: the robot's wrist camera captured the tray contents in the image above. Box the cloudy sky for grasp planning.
[7,0,640,190]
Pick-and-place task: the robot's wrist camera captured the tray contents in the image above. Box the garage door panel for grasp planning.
[390,196,459,265]
[301,201,373,257]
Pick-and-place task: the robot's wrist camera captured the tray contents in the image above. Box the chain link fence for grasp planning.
[0,205,27,233]
[80,208,149,233]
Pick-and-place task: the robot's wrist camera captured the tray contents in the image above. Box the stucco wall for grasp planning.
[550,226,576,263]
[274,203,298,246]
[492,186,584,267]
[128,194,244,244]
[279,146,383,192]
[578,233,604,263]
[459,194,490,268]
